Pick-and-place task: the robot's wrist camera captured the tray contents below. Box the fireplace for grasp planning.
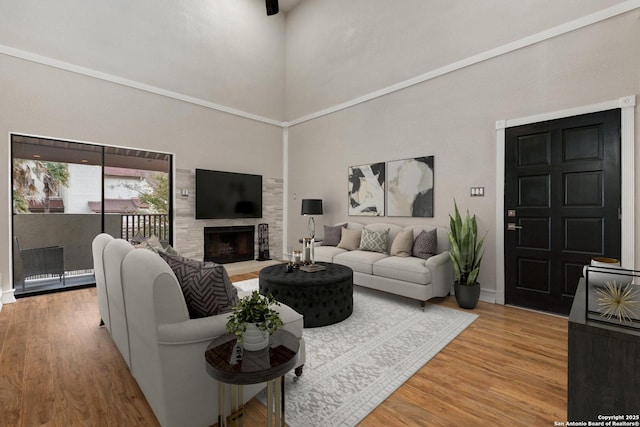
[204,226,255,264]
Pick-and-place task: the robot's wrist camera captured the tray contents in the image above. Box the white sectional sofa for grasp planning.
[92,234,306,427]
[314,222,453,306]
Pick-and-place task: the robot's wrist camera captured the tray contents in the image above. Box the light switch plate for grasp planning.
[470,187,485,197]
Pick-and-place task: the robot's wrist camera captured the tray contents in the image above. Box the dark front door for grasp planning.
[504,109,621,315]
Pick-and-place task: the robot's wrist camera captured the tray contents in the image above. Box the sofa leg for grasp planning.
[420,301,426,311]
[294,365,304,378]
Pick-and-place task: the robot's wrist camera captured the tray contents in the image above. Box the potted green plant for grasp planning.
[447,201,486,309]
[225,291,283,351]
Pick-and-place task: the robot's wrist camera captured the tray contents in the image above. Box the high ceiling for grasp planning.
[279,0,304,13]
[0,1,297,121]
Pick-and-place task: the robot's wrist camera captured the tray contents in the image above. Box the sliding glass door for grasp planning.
[11,134,172,296]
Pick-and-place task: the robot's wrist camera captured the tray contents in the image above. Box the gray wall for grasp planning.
[284,0,640,298]
[1,0,640,302]
[0,0,285,295]
[0,0,286,120]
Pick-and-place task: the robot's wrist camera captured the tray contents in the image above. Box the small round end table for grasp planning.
[205,329,299,427]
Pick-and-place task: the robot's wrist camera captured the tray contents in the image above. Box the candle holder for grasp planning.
[292,250,302,269]
[303,238,312,264]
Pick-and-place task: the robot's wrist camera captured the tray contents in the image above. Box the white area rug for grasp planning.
[233,279,478,427]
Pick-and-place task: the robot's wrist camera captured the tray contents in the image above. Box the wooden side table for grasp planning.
[205,329,299,427]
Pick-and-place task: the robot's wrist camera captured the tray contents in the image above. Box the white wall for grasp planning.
[284,0,640,298]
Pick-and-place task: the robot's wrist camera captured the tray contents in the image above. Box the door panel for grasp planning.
[505,109,621,315]
[519,217,549,249]
[519,175,550,206]
[517,258,550,292]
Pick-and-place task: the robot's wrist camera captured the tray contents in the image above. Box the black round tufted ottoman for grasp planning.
[259,262,353,328]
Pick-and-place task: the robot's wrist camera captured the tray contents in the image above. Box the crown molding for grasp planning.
[288,0,640,127]
[0,44,284,128]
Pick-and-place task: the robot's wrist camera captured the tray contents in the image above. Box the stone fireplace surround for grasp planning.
[173,169,283,263]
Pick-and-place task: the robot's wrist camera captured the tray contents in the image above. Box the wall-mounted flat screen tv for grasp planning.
[195,169,262,219]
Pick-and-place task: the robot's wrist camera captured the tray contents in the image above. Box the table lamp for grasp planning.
[301,199,323,239]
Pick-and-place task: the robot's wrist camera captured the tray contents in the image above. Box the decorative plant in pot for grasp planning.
[447,201,486,309]
[226,291,283,351]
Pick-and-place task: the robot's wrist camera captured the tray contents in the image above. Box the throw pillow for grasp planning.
[322,224,346,246]
[390,228,414,257]
[158,252,239,318]
[412,229,437,260]
[134,240,156,252]
[359,228,390,253]
[130,232,147,245]
[133,234,165,253]
[145,234,164,251]
[337,228,362,251]
[163,244,180,256]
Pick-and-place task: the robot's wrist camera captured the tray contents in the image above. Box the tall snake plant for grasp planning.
[447,201,486,286]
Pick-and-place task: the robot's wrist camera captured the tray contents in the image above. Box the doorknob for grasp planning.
[507,223,523,231]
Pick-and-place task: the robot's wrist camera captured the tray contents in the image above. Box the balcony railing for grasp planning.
[14,213,171,296]
[120,213,169,242]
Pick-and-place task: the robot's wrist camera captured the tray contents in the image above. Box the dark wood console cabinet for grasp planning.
[568,280,640,421]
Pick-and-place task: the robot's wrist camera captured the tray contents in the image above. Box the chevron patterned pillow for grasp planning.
[159,252,239,318]
[359,228,390,253]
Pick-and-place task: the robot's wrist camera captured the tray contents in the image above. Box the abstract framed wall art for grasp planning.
[348,162,385,216]
[387,156,434,217]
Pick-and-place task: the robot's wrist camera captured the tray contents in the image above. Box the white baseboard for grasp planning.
[479,288,496,304]
[1,288,17,305]
[451,286,496,304]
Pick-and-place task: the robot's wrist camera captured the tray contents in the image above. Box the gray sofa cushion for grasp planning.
[334,250,388,274]
[337,228,362,251]
[412,229,437,260]
[313,245,347,263]
[159,252,239,318]
[373,256,432,285]
[404,225,450,254]
[390,228,414,257]
[363,223,402,251]
[359,227,390,253]
[322,224,346,246]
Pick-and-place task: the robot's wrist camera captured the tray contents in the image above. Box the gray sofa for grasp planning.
[314,222,453,306]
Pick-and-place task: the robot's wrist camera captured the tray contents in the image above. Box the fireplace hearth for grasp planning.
[204,226,255,264]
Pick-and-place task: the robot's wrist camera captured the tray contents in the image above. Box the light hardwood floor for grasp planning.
[0,272,568,426]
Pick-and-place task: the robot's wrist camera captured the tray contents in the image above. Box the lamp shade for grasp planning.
[301,199,323,215]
